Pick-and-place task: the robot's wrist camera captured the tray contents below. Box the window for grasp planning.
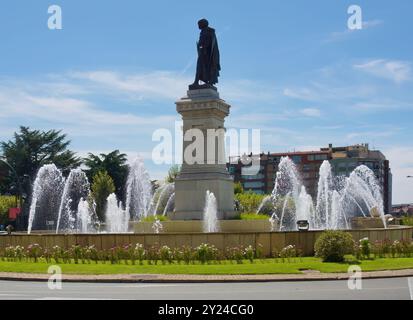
[242,173,265,180]
[291,155,302,164]
[243,181,265,189]
[241,166,261,176]
[309,154,328,161]
[303,164,312,171]
[315,154,328,161]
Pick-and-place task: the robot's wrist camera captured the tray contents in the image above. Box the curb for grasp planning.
[1,269,413,283]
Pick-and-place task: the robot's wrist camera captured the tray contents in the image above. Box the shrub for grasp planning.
[147,245,160,265]
[141,215,169,222]
[109,247,120,264]
[0,196,18,225]
[71,245,83,264]
[234,182,244,195]
[182,246,194,265]
[391,240,403,258]
[195,243,218,264]
[235,192,267,213]
[244,245,255,263]
[62,249,72,264]
[359,238,371,260]
[85,245,98,264]
[134,243,146,265]
[240,213,270,220]
[119,244,133,265]
[52,245,63,264]
[159,246,173,264]
[173,248,184,264]
[314,231,354,262]
[43,249,52,264]
[279,245,297,262]
[400,216,413,226]
[400,240,413,257]
[27,244,42,263]
[14,245,25,262]
[226,246,244,264]
[372,239,392,258]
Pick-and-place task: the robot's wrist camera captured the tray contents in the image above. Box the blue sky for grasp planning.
[0,0,412,203]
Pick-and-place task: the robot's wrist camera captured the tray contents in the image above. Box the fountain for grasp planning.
[151,183,174,216]
[152,219,163,234]
[163,192,175,216]
[56,169,90,233]
[76,198,97,233]
[256,195,272,215]
[125,157,152,220]
[27,164,65,234]
[26,158,156,234]
[270,157,314,231]
[203,190,219,233]
[339,164,386,227]
[105,193,129,233]
[268,158,386,231]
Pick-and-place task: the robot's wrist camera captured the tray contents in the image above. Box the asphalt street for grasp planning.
[0,277,412,300]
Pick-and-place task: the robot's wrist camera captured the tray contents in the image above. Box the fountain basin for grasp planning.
[351,217,386,229]
[4,225,412,257]
[132,219,275,233]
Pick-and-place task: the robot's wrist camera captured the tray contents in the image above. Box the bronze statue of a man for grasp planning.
[190,19,221,89]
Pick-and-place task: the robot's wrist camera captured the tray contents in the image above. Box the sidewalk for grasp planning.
[0,269,413,283]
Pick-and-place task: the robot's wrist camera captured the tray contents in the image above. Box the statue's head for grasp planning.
[198,19,209,30]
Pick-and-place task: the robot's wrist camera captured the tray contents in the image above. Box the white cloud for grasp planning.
[362,20,383,29]
[283,87,319,101]
[283,82,376,102]
[326,20,383,42]
[300,108,321,117]
[354,59,411,83]
[70,70,189,101]
[346,130,397,140]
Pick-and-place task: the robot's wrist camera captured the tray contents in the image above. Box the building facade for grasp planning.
[227,144,392,213]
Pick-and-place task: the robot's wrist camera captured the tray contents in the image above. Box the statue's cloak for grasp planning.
[195,27,221,85]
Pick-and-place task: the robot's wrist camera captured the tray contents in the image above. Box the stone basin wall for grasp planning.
[1,226,412,257]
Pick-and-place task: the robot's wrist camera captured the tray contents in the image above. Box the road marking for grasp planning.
[110,284,196,288]
[36,297,119,300]
[408,278,413,300]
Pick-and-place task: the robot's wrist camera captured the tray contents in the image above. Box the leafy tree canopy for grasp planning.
[83,150,128,201]
[0,126,81,195]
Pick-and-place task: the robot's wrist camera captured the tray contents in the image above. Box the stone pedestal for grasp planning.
[173,88,235,220]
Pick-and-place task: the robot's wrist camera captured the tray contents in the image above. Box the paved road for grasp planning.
[0,278,412,300]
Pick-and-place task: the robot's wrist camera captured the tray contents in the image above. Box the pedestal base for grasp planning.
[172,175,236,220]
[174,88,235,220]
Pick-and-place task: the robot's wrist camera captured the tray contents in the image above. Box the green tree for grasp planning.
[0,196,18,225]
[235,191,267,213]
[91,171,115,222]
[234,182,244,194]
[165,165,180,183]
[0,126,81,196]
[83,150,128,201]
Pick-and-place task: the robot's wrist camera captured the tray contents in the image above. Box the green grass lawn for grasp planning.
[1,257,413,275]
